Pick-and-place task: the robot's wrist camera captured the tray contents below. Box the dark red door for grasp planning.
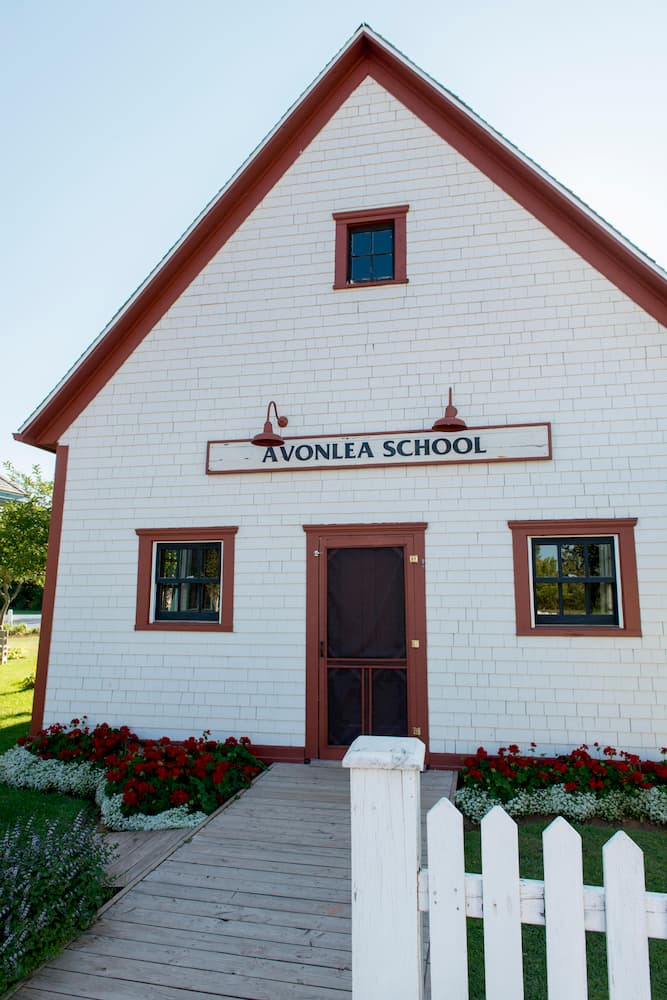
[304,524,428,760]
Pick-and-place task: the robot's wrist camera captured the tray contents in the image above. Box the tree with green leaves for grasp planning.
[0,464,52,628]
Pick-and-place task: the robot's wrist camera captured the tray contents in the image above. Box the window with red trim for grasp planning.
[508,519,641,637]
[333,205,408,289]
[135,527,237,631]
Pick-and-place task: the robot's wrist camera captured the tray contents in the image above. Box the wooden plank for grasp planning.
[23,967,244,999]
[426,798,468,1000]
[543,817,587,1000]
[603,832,651,1000]
[94,913,351,962]
[70,934,351,990]
[481,806,524,1000]
[47,950,351,1000]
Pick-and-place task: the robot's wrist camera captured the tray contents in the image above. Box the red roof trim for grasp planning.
[16,31,667,449]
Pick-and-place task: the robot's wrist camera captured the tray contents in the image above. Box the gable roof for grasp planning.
[16,25,667,452]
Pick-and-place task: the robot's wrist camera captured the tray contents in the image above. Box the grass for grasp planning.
[463,819,666,999]
[0,633,96,833]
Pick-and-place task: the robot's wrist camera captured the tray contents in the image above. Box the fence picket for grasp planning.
[427,798,469,999]
[543,817,587,1000]
[603,832,651,1000]
[481,806,523,1000]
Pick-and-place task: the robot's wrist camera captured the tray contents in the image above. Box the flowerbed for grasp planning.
[455,743,667,824]
[0,718,265,831]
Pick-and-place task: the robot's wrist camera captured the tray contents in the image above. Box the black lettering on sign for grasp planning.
[358,442,374,459]
[263,447,278,463]
[383,440,396,457]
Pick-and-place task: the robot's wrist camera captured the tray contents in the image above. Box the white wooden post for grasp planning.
[343,735,426,1000]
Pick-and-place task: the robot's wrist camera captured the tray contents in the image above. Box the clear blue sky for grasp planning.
[2,0,666,481]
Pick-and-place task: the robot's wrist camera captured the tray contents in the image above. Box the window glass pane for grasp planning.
[372,227,393,254]
[535,582,559,616]
[157,584,178,612]
[350,256,372,282]
[201,546,221,579]
[562,582,586,615]
[176,547,197,579]
[350,230,372,255]
[158,548,179,578]
[534,543,558,577]
[202,584,220,612]
[373,254,394,280]
[590,582,614,615]
[561,544,585,577]
[180,582,200,611]
[588,542,613,577]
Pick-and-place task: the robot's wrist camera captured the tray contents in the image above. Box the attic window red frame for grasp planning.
[508,518,641,637]
[135,527,238,631]
[333,205,409,289]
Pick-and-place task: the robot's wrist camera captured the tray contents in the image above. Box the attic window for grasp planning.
[333,206,408,289]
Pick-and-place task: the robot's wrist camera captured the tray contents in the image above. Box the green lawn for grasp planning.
[0,633,96,832]
[0,633,38,753]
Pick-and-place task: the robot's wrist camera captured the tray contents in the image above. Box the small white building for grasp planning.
[17,27,666,765]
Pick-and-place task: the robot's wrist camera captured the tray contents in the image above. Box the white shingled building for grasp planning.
[17,28,667,766]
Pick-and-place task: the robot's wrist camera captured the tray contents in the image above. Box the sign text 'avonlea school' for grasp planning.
[207,423,552,475]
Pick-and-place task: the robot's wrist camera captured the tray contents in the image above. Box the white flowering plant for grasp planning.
[455,742,667,824]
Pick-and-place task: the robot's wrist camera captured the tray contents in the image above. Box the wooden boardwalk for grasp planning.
[12,762,456,1000]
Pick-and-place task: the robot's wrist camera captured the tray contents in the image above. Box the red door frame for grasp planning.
[304,522,429,761]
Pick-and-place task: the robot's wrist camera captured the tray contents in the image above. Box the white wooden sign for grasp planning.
[207,423,551,475]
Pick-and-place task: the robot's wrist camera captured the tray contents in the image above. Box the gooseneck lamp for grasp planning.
[432,387,467,431]
[251,401,289,446]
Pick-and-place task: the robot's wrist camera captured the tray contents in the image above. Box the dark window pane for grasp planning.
[350,256,373,282]
[327,547,406,658]
[535,582,559,616]
[180,582,199,611]
[561,544,585,577]
[158,548,179,578]
[157,584,178,613]
[371,668,407,737]
[373,254,394,280]
[328,668,362,745]
[202,546,221,579]
[562,582,586,615]
[588,542,613,577]
[202,584,220,612]
[372,227,393,254]
[590,582,614,615]
[350,230,372,255]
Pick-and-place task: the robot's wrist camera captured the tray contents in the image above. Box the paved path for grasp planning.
[13,762,456,1000]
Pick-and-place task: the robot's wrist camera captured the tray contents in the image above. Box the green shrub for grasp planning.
[0,812,113,992]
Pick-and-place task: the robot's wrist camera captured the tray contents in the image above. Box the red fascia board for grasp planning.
[16,32,667,450]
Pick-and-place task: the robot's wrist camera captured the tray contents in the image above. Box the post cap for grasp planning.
[342,735,426,771]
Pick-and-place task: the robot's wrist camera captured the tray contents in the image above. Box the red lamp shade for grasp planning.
[432,387,467,431]
[251,401,288,446]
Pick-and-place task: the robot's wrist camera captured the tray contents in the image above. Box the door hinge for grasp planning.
[409,554,419,563]
[411,639,420,649]
[412,726,422,737]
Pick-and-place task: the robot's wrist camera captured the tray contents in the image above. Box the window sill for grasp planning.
[518,625,642,637]
[135,621,233,632]
[333,278,409,290]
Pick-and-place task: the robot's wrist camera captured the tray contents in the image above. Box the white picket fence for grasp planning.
[342,736,667,1000]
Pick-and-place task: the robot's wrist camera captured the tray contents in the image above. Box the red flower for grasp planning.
[564,782,578,792]
[508,744,520,754]
[170,789,189,806]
